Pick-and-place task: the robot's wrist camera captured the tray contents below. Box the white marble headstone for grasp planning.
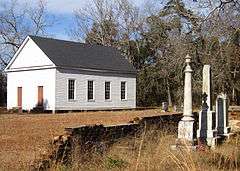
[202,65,212,111]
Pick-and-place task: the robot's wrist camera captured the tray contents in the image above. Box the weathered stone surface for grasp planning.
[178,120,194,143]
[202,65,212,111]
[177,54,195,144]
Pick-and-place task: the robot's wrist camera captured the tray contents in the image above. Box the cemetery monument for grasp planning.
[197,65,218,147]
[177,54,195,145]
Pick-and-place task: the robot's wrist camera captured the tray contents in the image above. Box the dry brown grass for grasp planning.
[1,110,239,170]
[60,126,240,171]
[0,109,177,170]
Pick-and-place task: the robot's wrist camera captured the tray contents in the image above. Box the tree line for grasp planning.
[0,0,239,107]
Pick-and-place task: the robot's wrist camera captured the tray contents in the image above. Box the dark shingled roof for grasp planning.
[29,35,136,74]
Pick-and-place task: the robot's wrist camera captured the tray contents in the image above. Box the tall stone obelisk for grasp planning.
[202,65,212,110]
[177,54,195,144]
[197,65,217,147]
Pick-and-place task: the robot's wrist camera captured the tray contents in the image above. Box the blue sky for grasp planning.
[42,0,202,41]
[1,0,201,41]
[43,0,96,40]
[32,0,147,41]
[1,0,143,41]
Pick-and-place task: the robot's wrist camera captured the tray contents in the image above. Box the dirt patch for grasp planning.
[0,109,179,169]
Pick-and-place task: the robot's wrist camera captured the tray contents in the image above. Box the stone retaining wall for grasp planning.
[33,113,183,170]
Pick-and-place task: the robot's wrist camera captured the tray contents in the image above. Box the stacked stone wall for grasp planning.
[33,113,184,170]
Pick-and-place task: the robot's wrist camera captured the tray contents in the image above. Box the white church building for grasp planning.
[4,36,137,112]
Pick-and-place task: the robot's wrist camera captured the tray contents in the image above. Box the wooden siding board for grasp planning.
[55,69,136,110]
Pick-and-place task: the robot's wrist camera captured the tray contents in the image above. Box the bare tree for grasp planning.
[71,0,144,67]
[71,0,119,44]
[198,0,239,19]
[0,0,55,68]
[194,0,240,103]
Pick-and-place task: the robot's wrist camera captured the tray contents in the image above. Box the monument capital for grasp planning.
[185,54,191,63]
[184,54,193,73]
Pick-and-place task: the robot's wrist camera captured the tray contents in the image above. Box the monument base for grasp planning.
[215,127,232,142]
[178,120,194,142]
[170,137,197,151]
[197,129,218,147]
[171,119,196,151]
[217,127,231,135]
[170,144,197,151]
[218,132,234,140]
[206,137,219,148]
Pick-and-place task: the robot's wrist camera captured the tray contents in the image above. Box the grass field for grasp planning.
[1,110,240,170]
[73,126,240,171]
[0,109,178,170]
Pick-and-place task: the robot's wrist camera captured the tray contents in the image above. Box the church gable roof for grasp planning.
[29,35,137,74]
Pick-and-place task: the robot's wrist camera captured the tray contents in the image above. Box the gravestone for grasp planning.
[162,102,168,112]
[177,55,195,145]
[216,93,231,137]
[197,65,217,147]
[202,65,212,110]
[198,93,208,136]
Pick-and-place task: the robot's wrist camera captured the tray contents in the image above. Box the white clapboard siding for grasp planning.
[55,69,136,110]
[5,36,136,111]
[7,69,56,110]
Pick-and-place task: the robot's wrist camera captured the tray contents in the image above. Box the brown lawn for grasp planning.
[0,109,179,169]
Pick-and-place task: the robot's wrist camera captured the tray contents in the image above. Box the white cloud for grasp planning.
[3,0,145,14]
[46,0,145,14]
[46,0,87,14]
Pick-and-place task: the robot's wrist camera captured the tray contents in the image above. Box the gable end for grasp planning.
[5,36,56,72]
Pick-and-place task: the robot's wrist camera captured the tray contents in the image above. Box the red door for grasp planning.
[17,87,22,109]
[38,86,43,106]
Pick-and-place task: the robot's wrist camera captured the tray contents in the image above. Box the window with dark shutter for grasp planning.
[121,81,126,100]
[88,80,94,100]
[105,82,110,100]
[68,79,75,100]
